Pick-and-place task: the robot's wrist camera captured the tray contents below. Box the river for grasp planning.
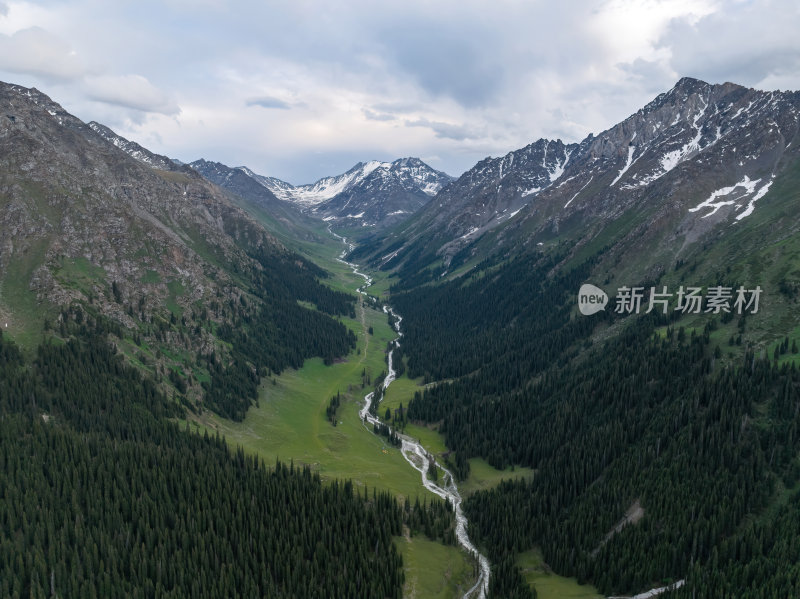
[330,229,491,598]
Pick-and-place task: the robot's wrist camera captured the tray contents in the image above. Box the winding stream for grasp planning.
[330,229,490,598]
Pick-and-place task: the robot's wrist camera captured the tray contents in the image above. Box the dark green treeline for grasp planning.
[0,324,404,598]
[393,250,800,598]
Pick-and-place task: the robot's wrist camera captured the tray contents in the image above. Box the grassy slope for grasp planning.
[516,549,602,599]
[634,161,800,368]
[0,236,50,348]
[196,304,429,500]
[395,535,475,599]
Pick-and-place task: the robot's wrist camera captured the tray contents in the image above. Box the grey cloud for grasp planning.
[0,3,8,16]
[362,108,395,121]
[663,1,800,88]
[405,117,485,141]
[378,21,503,108]
[246,96,292,110]
[84,75,180,115]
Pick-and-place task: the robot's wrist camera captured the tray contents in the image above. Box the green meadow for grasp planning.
[395,535,476,598]
[516,549,602,599]
[184,229,554,595]
[196,302,430,500]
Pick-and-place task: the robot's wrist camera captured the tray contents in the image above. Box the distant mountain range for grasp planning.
[79,123,453,232]
[191,157,452,229]
[354,77,800,287]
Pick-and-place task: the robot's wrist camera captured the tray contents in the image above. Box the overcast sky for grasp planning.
[1,1,798,184]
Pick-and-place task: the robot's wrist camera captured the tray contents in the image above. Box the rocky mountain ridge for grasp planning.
[0,82,283,343]
[239,157,453,228]
[358,78,800,283]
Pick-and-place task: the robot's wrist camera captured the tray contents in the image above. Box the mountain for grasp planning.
[188,158,323,244]
[0,81,356,419]
[82,129,322,247]
[249,158,453,228]
[378,78,800,597]
[313,158,454,227]
[361,139,573,268]
[1,82,267,333]
[357,78,800,283]
[87,120,189,173]
[0,82,406,599]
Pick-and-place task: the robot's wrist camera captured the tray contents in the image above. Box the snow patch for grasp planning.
[459,226,479,239]
[731,100,755,121]
[553,174,579,189]
[611,145,636,186]
[564,177,593,208]
[548,148,572,182]
[689,176,761,218]
[381,249,401,263]
[522,186,541,197]
[736,178,774,220]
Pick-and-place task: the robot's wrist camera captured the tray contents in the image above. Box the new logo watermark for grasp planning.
[578,284,762,315]
[578,283,609,316]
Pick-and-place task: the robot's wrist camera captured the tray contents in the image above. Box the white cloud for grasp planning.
[664,0,800,90]
[0,26,83,81]
[0,0,797,182]
[84,74,179,116]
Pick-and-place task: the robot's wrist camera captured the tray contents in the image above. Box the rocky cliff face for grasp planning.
[88,121,188,173]
[188,158,320,243]
[0,82,277,340]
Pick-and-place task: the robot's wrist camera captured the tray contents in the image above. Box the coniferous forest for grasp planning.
[392,249,800,598]
[201,245,357,420]
[0,317,455,598]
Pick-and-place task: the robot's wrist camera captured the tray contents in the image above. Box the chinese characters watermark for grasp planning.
[578,284,762,316]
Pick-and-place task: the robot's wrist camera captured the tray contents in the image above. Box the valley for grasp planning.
[4,74,800,598]
[182,228,530,598]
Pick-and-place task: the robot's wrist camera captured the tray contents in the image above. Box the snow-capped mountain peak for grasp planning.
[365,77,800,269]
[231,157,453,227]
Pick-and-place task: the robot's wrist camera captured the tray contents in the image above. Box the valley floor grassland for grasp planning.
[516,549,603,599]
[197,303,428,499]
[184,232,481,593]
[395,535,476,599]
[186,228,597,598]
